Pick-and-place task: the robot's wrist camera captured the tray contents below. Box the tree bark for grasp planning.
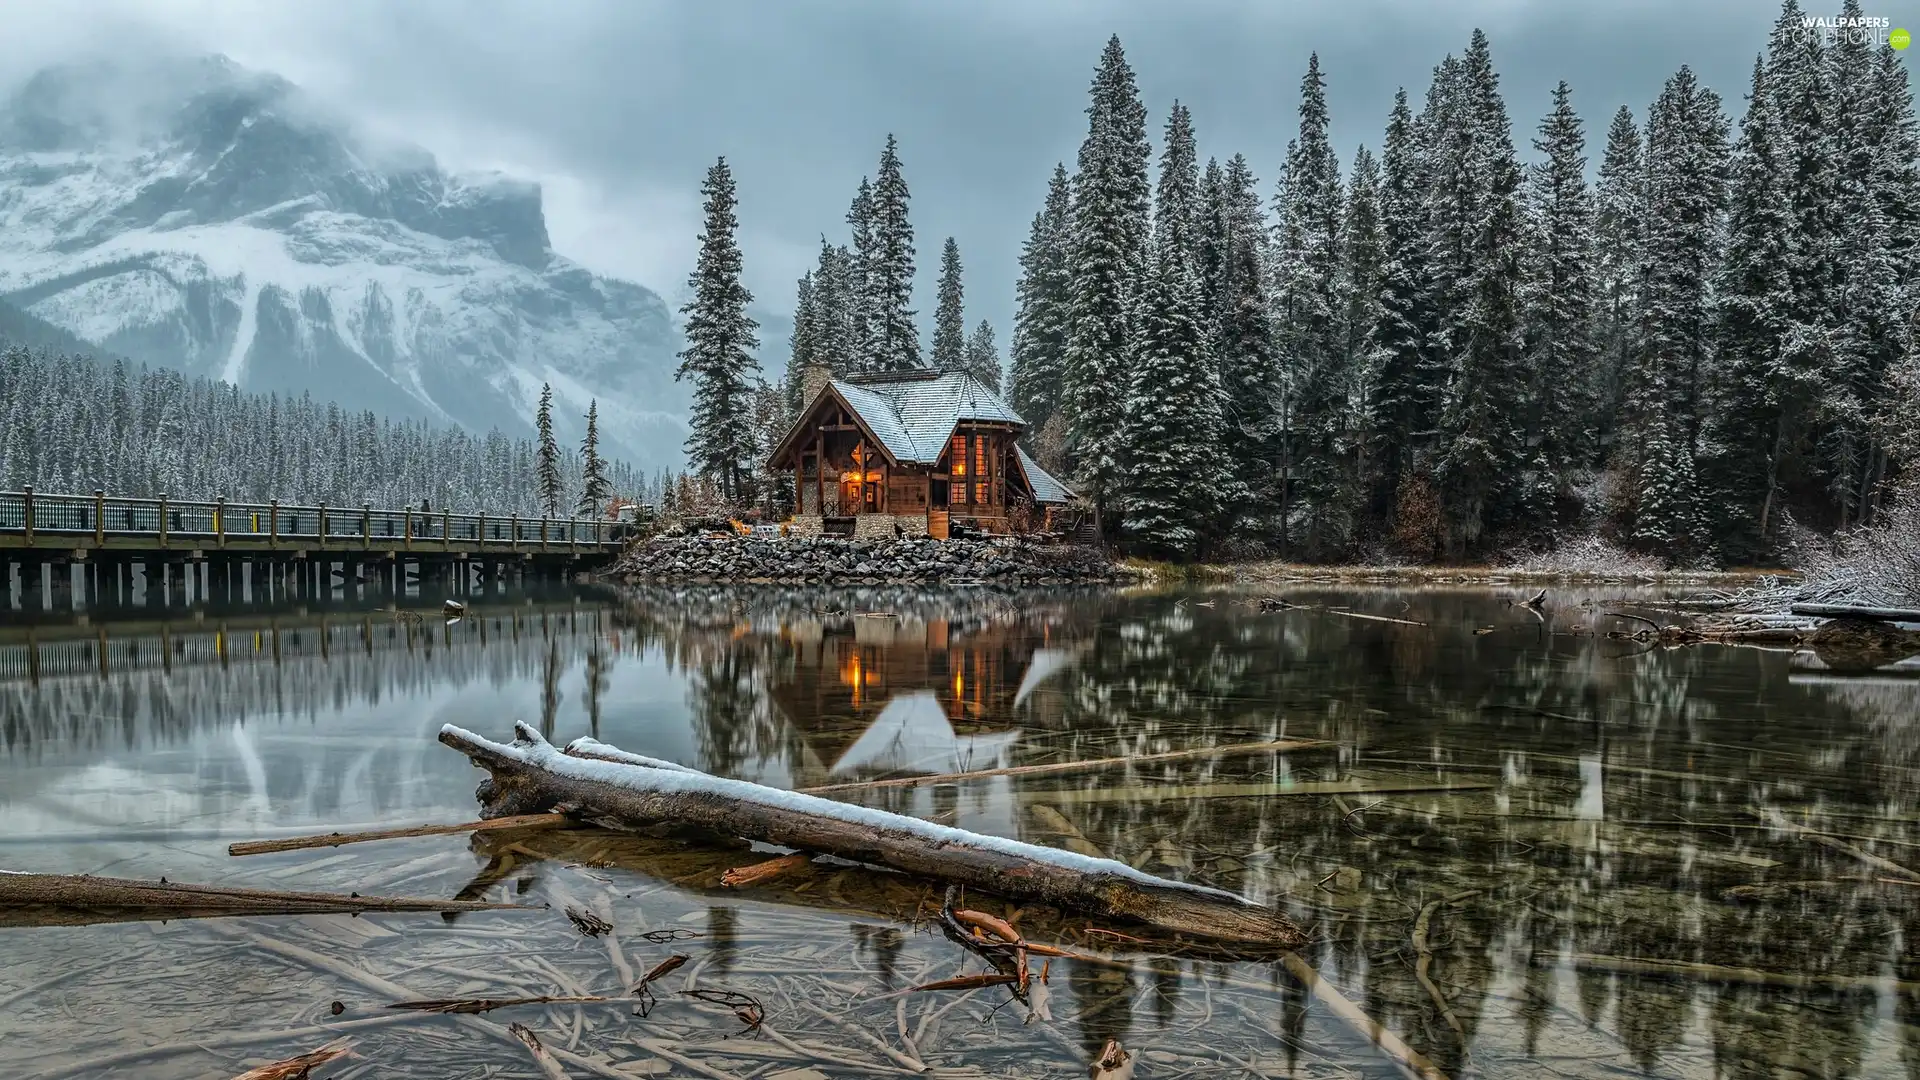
[440,723,1305,949]
[0,872,538,928]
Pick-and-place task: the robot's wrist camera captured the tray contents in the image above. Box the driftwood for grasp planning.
[228,812,576,856]
[1279,952,1449,1080]
[440,722,1306,949]
[1791,603,1920,622]
[0,872,539,928]
[797,737,1328,795]
[230,1038,354,1080]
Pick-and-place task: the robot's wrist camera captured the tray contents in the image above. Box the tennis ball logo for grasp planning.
[1894,27,1912,50]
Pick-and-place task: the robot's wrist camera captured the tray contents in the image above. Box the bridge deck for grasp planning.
[1,488,626,561]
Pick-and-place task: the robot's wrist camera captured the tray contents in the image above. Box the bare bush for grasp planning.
[1789,478,1920,606]
[1497,534,1666,577]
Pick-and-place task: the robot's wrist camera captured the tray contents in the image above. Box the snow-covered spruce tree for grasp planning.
[809,237,859,378]
[845,178,878,371]
[535,382,563,517]
[783,270,819,414]
[1062,35,1152,534]
[1627,67,1726,560]
[1367,88,1438,537]
[1819,0,1907,526]
[964,320,1002,394]
[1209,155,1280,538]
[1592,105,1646,464]
[932,237,965,370]
[1520,80,1599,512]
[747,380,792,516]
[675,156,761,503]
[1010,164,1073,434]
[1154,102,1201,266]
[869,135,921,372]
[1430,30,1530,556]
[1340,143,1384,513]
[1123,247,1224,560]
[1340,146,1383,387]
[1271,53,1352,555]
[1708,55,1800,560]
[577,399,611,517]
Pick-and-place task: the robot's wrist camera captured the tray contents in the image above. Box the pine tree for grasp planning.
[577,399,611,517]
[535,382,562,517]
[1272,53,1352,553]
[1340,144,1384,510]
[1123,247,1223,559]
[1821,0,1905,525]
[1592,105,1646,460]
[1366,88,1436,533]
[1062,35,1152,531]
[1009,164,1073,433]
[1431,30,1529,554]
[845,178,878,370]
[869,134,921,371]
[1709,55,1800,557]
[810,237,859,376]
[932,237,966,369]
[1154,102,1201,262]
[675,156,761,502]
[1628,66,1727,559]
[1520,80,1599,509]
[783,271,819,413]
[964,320,1002,394]
[1211,155,1279,535]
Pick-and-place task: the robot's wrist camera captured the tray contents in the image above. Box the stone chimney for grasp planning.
[801,362,834,406]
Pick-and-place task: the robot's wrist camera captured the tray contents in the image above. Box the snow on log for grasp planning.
[438,722,1305,948]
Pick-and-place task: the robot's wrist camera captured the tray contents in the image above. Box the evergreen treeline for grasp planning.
[0,345,651,516]
[985,3,1912,563]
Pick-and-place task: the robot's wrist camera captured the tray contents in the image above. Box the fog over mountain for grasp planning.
[0,54,690,465]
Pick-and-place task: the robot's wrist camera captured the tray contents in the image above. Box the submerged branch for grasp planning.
[0,872,540,928]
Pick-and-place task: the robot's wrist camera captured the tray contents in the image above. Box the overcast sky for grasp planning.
[1,0,1813,351]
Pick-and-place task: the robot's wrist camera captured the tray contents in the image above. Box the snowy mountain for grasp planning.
[0,54,689,467]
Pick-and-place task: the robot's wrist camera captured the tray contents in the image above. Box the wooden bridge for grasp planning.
[1,487,629,609]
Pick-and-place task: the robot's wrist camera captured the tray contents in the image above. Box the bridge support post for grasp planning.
[20,559,44,612]
[83,562,99,607]
[166,561,186,606]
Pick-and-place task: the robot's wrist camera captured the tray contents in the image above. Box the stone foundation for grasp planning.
[611,534,1117,585]
[787,515,823,537]
[854,514,927,540]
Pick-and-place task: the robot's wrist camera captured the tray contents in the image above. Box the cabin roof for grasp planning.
[781,369,1026,467]
[1014,445,1077,505]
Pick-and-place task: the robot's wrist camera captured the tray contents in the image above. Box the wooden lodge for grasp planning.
[768,367,1078,538]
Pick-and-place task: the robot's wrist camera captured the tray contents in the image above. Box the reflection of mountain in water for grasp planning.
[0,602,623,764]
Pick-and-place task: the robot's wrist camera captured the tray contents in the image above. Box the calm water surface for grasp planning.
[2,583,1919,1079]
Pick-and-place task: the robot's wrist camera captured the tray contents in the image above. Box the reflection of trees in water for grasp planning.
[0,606,615,763]
[621,584,1920,1076]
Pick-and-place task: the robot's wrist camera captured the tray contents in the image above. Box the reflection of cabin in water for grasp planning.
[766,615,1077,781]
[767,367,1077,539]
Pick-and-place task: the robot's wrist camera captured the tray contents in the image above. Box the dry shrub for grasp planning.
[1498,534,1665,577]
[1793,477,1920,605]
[1390,472,1443,561]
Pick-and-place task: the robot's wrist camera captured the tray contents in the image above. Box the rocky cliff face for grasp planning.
[0,55,688,466]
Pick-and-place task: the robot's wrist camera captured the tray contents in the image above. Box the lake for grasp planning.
[2,581,1918,1080]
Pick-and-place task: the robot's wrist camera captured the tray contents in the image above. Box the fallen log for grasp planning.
[0,871,540,928]
[795,737,1328,796]
[1790,603,1920,623]
[230,1038,354,1080]
[227,812,576,857]
[439,723,1305,949]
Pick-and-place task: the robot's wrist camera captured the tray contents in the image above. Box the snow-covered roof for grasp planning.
[1015,445,1077,505]
[825,370,1025,466]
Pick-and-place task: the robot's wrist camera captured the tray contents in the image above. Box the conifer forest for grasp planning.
[743,0,1920,566]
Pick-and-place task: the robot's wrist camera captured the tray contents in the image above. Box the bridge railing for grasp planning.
[0,489,618,548]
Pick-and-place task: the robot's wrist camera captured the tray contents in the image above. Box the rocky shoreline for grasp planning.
[609,535,1121,585]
